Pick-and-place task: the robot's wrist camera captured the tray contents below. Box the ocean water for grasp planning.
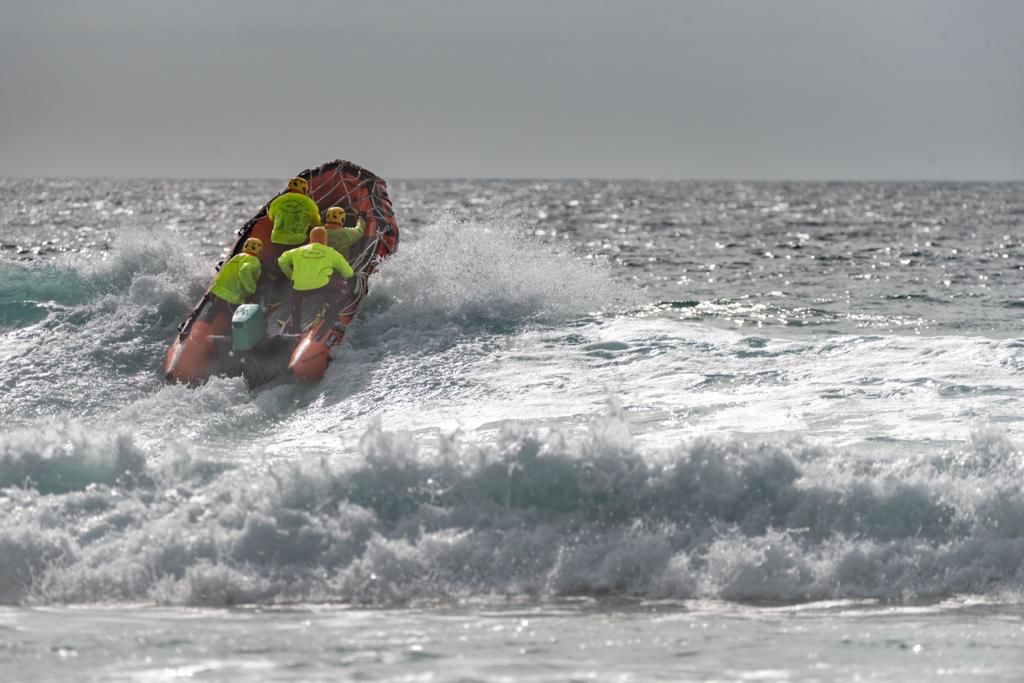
[1,177,1023,680]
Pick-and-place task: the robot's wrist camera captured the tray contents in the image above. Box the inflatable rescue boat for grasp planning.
[164,159,399,386]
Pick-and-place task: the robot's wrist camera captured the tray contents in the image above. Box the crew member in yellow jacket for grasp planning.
[277,227,354,333]
[267,176,322,276]
[208,237,263,319]
[323,206,366,262]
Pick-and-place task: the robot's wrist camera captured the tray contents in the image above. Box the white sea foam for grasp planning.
[0,408,1022,607]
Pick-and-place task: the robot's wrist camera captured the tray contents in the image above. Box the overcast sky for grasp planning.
[1,0,1022,180]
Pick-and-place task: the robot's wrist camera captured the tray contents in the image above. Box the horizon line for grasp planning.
[1,175,1022,184]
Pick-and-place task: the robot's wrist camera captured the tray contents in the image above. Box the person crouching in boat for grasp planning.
[208,237,263,318]
[267,176,322,278]
[277,227,353,334]
[323,206,365,262]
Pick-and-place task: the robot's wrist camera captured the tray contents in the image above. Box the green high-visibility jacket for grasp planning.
[268,192,322,246]
[325,217,366,260]
[210,253,262,304]
[278,243,354,291]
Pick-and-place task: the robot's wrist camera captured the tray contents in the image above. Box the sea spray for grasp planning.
[368,214,636,326]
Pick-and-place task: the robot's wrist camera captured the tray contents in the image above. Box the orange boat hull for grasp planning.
[164,318,227,384]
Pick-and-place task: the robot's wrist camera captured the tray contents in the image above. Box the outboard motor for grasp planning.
[231,304,266,351]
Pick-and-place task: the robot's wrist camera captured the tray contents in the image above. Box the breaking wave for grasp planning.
[1,404,1022,607]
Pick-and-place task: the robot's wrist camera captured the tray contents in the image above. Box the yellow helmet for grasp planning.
[309,226,327,245]
[287,176,309,194]
[242,237,263,258]
[325,206,345,225]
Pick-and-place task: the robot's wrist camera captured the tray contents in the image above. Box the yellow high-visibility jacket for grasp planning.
[210,252,261,304]
[324,217,366,260]
[268,192,322,246]
[278,243,353,291]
